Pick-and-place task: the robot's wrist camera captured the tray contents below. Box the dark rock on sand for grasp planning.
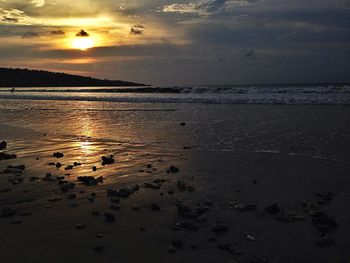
[101,156,115,165]
[167,165,179,174]
[53,152,64,158]
[213,221,228,234]
[0,152,17,160]
[1,207,16,217]
[311,211,338,228]
[65,165,74,170]
[76,224,86,230]
[172,239,184,248]
[92,166,97,172]
[316,234,334,247]
[94,246,104,252]
[265,204,281,214]
[107,185,139,198]
[151,203,161,211]
[0,141,7,149]
[77,176,103,186]
[104,212,115,222]
[144,182,161,190]
[55,162,62,168]
[219,243,243,255]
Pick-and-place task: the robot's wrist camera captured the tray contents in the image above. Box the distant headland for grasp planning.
[0,68,146,87]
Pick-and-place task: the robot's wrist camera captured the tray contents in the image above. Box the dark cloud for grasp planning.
[22,32,40,38]
[130,25,145,35]
[76,29,89,37]
[243,49,257,60]
[50,29,65,35]
[1,17,19,23]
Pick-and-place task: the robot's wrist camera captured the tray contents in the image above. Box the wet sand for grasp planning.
[1,104,350,263]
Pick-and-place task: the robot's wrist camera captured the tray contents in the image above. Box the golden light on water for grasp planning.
[72,37,95,51]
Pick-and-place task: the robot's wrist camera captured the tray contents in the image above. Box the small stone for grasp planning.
[73,162,81,166]
[76,224,86,230]
[11,218,22,224]
[1,207,16,217]
[168,165,179,174]
[246,233,256,241]
[180,122,186,126]
[94,246,104,252]
[110,204,120,210]
[151,203,161,211]
[55,162,62,168]
[167,245,176,253]
[96,233,104,239]
[53,152,64,158]
[264,204,280,214]
[104,212,115,222]
[0,141,7,149]
[101,156,115,165]
[92,211,100,216]
[172,239,184,248]
[65,165,74,170]
[316,235,334,247]
[213,221,228,234]
[92,166,97,172]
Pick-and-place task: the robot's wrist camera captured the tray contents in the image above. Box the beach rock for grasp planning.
[48,162,55,166]
[96,233,104,238]
[29,176,40,182]
[110,204,120,210]
[316,235,334,247]
[264,204,281,214]
[11,218,22,224]
[73,162,81,166]
[101,156,115,165]
[104,212,115,222]
[1,207,16,217]
[60,183,75,192]
[167,245,176,253]
[167,165,179,174]
[92,211,100,216]
[213,221,228,234]
[94,246,104,252]
[67,193,77,199]
[55,162,62,168]
[181,222,199,231]
[76,224,86,230]
[0,141,7,149]
[172,239,184,248]
[65,165,73,170]
[219,243,243,255]
[246,233,256,241]
[107,185,139,198]
[144,182,161,190]
[180,122,186,126]
[0,152,17,160]
[53,152,64,158]
[92,166,97,171]
[311,211,338,228]
[77,176,103,186]
[151,203,161,211]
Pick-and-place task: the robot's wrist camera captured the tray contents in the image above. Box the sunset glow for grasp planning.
[72,37,94,51]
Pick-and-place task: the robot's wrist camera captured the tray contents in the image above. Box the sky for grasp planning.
[0,0,349,86]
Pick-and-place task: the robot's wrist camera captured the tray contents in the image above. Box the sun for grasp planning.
[72,37,94,51]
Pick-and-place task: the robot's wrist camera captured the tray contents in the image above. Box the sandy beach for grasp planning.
[1,100,350,262]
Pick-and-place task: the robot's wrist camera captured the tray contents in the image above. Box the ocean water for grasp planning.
[0,84,349,104]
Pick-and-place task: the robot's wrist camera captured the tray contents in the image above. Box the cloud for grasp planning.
[0,8,30,24]
[22,32,40,38]
[76,29,89,37]
[161,0,258,16]
[31,0,45,7]
[50,29,65,35]
[243,49,257,60]
[130,24,145,35]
